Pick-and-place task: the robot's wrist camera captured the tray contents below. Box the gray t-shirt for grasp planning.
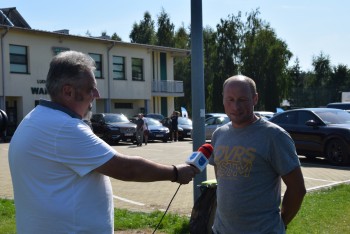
[209,118,300,234]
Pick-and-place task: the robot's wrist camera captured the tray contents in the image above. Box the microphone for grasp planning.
[185,143,213,172]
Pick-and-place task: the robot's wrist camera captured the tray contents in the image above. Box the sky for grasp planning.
[3,0,350,71]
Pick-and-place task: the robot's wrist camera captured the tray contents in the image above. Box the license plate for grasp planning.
[187,132,191,135]
[125,133,133,136]
[156,134,164,137]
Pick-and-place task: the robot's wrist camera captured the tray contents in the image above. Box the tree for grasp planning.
[111,33,122,41]
[287,58,308,108]
[310,52,331,87]
[289,58,303,88]
[241,26,292,111]
[156,8,175,47]
[211,13,243,112]
[203,26,218,112]
[174,24,191,113]
[329,64,350,102]
[174,23,189,49]
[129,11,156,44]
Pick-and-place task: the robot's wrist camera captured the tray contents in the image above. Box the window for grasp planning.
[10,44,28,74]
[272,112,298,125]
[113,56,125,80]
[114,103,133,109]
[298,112,317,125]
[89,53,102,78]
[132,58,143,81]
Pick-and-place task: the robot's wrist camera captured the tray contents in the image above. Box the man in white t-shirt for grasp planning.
[8,51,198,234]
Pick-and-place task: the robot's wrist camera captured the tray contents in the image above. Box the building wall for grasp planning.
[0,27,187,132]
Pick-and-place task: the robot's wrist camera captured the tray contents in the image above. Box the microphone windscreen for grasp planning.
[197,143,213,159]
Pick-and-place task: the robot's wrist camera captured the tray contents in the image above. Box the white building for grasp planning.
[0,7,189,136]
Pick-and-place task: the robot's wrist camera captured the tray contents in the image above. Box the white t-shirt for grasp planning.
[9,101,116,234]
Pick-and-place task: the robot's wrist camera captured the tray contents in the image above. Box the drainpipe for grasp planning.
[0,26,9,110]
[106,41,115,112]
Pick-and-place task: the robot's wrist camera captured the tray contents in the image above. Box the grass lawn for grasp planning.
[1,184,350,233]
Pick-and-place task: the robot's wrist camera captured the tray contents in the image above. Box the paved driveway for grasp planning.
[1,141,350,215]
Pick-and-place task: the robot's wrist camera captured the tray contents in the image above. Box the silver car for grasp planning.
[205,115,230,140]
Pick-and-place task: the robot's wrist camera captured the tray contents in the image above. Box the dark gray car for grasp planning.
[269,108,350,165]
[90,113,136,144]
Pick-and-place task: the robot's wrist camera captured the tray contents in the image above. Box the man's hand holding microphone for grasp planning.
[172,143,213,184]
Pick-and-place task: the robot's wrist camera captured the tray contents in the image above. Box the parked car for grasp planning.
[269,108,350,165]
[205,115,230,140]
[90,113,137,144]
[254,111,275,119]
[205,113,227,120]
[326,102,350,112]
[177,117,193,140]
[144,117,170,142]
[144,113,165,121]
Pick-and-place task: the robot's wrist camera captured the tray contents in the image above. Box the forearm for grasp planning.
[96,155,174,182]
[281,167,306,226]
[118,155,174,182]
[95,154,197,184]
[281,189,304,225]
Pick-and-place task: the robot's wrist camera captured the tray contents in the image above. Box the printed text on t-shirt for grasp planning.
[215,145,256,178]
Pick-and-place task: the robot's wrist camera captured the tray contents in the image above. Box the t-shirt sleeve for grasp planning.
[269,130,301,176]
[55,120,117,177]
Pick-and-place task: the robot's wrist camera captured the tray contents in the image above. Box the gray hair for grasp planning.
[223,75,257,96]
[46,51,96,99]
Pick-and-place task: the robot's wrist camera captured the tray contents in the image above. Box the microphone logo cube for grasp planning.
[186,152,209,172]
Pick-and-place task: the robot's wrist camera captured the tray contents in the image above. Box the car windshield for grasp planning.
[104,114,129,123]
[178,117,192,125]
[146,118,162,126]
[316,110,350,124]
[205,116,229,125]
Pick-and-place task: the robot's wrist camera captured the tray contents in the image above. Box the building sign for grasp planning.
[31,80,48,95]
[31,87,47,95]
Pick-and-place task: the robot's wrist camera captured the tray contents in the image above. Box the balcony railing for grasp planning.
[152,80,184,94]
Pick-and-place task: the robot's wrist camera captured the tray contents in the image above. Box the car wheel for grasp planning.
[326,139,349,165]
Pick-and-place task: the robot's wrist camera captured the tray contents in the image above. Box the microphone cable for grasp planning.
[152,184,182,233]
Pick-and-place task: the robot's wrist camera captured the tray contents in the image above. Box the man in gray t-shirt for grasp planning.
[209,75,306,233]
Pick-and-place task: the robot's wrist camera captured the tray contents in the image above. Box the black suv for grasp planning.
[90,113,137,144]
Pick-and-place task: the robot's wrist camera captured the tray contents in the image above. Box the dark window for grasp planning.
[114,103,133,109]
[113,56,125,80]
[298,112,317,125]
[89,53,102,78]
[10,44,28,73]
[272,112,298,125]
[132,58,143,81]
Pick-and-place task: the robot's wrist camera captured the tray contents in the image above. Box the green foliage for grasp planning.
[156,8,175,47]
[310,52,332,87]
[241,9,292,111]
[174,24,189,49]
[111,33,122,41]
[129,11,156,44]
[114,209,191,233]
[99,8,350,110]
[0,199,16,234]
[203,26,218,112]
[288,184,350,233]
[2,185,350,233]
